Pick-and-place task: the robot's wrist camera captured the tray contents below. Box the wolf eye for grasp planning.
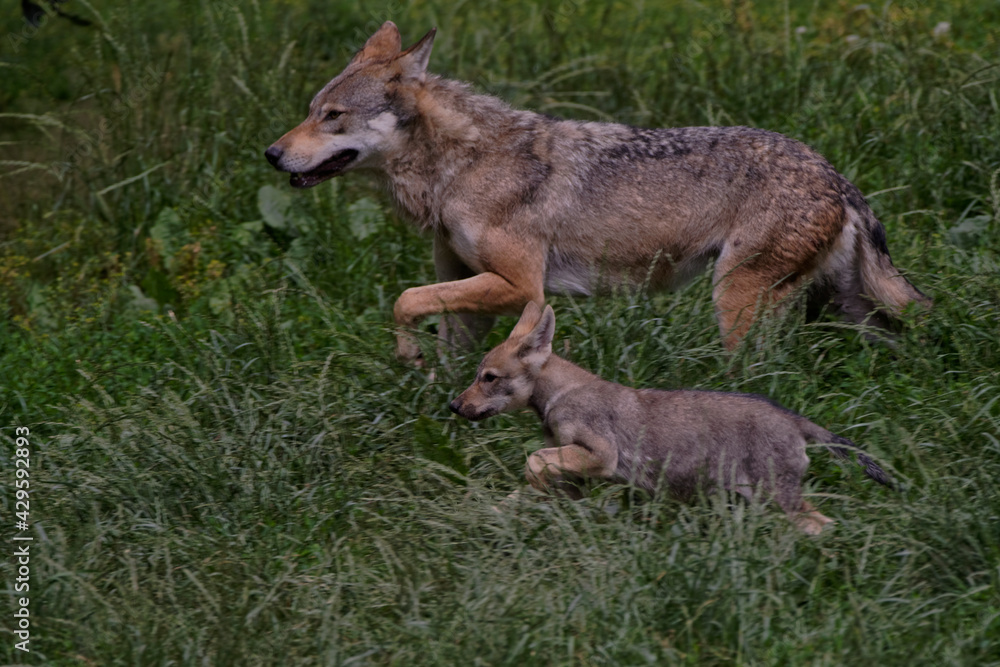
[325,110,343,121]
[483,372,499,383]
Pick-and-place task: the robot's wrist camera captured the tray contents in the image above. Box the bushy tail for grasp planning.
[824,433,900,490]
[804,422,900,491]
[847,188,932,316]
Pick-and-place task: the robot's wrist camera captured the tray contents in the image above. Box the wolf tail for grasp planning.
[805,422,900,490]
[844,181,932,316]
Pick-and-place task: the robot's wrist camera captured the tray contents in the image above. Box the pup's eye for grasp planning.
[325,110,343,121]
[483,372,499,383]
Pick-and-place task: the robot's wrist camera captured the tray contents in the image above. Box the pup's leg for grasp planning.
[754,448,834,535]
[771,465,835,535]
[732,480,832,534]
[525,443,616,500]
[794,500,835,535]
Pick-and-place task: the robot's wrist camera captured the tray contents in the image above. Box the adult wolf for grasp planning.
[265,21,929,363]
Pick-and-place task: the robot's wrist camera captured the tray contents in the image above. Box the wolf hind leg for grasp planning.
[712,258,803,350]
[729,469,831,534]
[747,450,833,535]
[774,469,834,535]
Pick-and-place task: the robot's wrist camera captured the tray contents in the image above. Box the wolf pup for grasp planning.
[450,302,896,534]
[266,22,929,362]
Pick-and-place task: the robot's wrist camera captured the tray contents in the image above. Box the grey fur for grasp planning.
[451,303,897,534]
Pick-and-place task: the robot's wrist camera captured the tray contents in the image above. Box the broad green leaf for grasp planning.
[258,184,294,230]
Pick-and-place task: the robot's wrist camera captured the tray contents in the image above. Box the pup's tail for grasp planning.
[844,181,932,316]
[805,423,900,491]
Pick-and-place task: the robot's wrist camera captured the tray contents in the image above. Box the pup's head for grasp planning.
[264,21,435,188]
[450,302,556,421]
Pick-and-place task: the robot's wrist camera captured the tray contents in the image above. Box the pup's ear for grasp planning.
[510,301,543,338]
[518,305,555,369]
[397,27,436,80]
[351,21,402,64]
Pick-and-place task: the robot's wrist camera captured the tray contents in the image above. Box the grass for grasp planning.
[1,0,999,664]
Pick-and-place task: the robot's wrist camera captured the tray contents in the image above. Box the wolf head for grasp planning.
[450,302,556,421]
[264,22,436,188]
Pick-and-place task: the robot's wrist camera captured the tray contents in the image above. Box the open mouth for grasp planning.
[289,149,359,188]
[468,407,497,421]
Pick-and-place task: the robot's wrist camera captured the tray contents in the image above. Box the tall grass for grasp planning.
[1,0,999,664]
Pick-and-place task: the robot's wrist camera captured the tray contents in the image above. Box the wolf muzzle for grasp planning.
[264,145,283,167]
[450,395,488,420]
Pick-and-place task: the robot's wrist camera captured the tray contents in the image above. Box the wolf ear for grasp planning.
[397,27,436,80]
[351,21,402,64]
[510,301,543,338]
[517,305,555,369]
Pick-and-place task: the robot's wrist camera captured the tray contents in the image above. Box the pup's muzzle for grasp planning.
[450,395,491,421]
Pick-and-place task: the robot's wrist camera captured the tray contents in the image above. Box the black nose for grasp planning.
[449,398,462,415]
[264,145,283,167]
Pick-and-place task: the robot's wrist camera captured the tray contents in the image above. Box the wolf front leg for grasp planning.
[392,238,545,363]
[525,431,618,500]
[432,236,497,361]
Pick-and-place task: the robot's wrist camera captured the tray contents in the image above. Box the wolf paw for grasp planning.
[395,333,425,367]
[795,512,835,536]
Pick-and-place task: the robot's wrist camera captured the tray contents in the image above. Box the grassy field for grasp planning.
[1,0,999,664]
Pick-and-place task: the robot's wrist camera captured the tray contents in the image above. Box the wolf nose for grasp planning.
[449,398,463,415]
[264,145,283,167]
